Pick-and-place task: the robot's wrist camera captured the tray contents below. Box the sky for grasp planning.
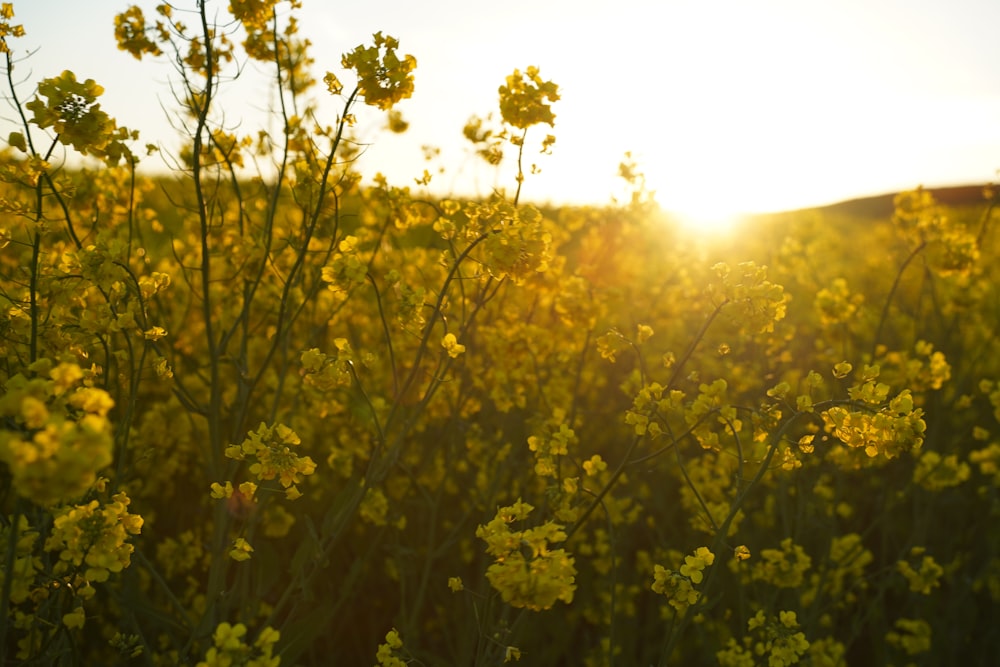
[7,0,1000,230]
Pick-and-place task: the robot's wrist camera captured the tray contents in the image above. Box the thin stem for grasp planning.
[513,128,528,206]
[871,241,925,359]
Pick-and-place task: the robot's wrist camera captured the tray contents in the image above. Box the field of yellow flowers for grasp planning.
[1,2,999,665]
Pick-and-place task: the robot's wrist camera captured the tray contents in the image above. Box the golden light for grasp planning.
[665,202,749,238]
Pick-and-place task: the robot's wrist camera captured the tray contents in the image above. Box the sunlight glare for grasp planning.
[666,203,748,238]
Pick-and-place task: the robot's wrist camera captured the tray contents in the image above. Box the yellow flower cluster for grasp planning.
[0,362,114,507]
[479,203,552,284]
[814,277,863,327]
[708,261,788,335]
[822,369,927,459]
[46,492,143,593]
[687,379,741,450]
[321,235,368,291]
[892,187,979,276]
[300,340,354,391]
[885,617,932,656]
[498,66,560,130]
[652,547,715,613]
[970,441,1000,485]
[476,500,577,610]
[717,610,810,667]
[113,5,162,59]
[751,538,812,589]
[374,628,406,667]
[196,622,280,667]
[913,450,970,490]
[527,412,576,478]
[228,0,280,30]
[624,381,684,437]
[801,533,872,608]
[339,32,416,110]
[359,486,391,526]
[0,2,24,53]
[896,547,943,595]
[225,423,316,500]
[26,71,133,163]
[876,340,952,393]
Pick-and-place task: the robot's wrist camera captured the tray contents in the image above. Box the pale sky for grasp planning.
[8,0,1000,228]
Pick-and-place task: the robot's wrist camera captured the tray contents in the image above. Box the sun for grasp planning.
[665,203,750,238]
[651,182,754,239]
[635,152,760,240]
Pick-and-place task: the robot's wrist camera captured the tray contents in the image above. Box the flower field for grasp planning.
[1,2,999,665]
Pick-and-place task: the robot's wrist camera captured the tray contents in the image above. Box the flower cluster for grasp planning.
[687,378,741,450]
[801,532,873,608]
[913,450,970,490]
[885,617,932,656]
[969,441,1000,485]
[822,371,927,459]
[624,381,684,437]
[339,32,416,110]
[892,187,979,276]
[527,412,577,478]
[195,622,280,667]
[0,362,114,507]
[814,277,863,327]
[896,547,943,595]
[479,203,552,284]
[0,2,24,53]
[46,492,143,593]
[374,628,406,667]
[228,0,281,30]
[476,500,577,610]
[225,422,316,500]
[708,261,788,334]
[300,341,355,390]
[26,70,131,162]
[113,5,162,59]
[322,235,368,292]
[498,66,560,129]
[652,547,715,613]
[717,610,810,667]
[750,538,812,589]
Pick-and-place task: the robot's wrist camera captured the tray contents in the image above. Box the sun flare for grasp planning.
[665,204,749,238]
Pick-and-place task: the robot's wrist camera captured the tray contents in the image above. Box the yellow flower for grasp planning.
[886,618,932,655]
[441,332,466,358]
[323,71,344,95]
[25,71,117,157]
[498,66,560,129]
[476,502,576,610]
[210,481,234,499]
[583,455,607,477]
[341,32,417,110]
[62,606,86,630]
[229,537,254,562]
[114,6,161,59]
[897,549,943,595]
[833,361,853,379]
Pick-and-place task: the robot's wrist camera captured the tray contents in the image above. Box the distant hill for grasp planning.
[809,184,991,219]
